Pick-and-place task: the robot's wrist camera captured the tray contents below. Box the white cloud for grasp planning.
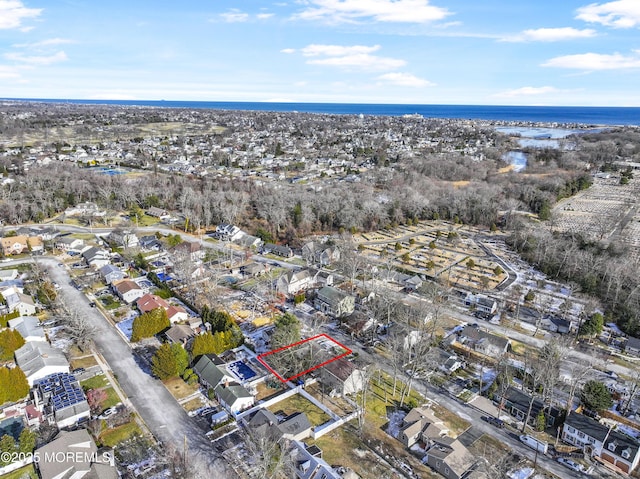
[0,65,21,78]
[576,0,640,28]
[220,9,249,23]
[543,50,640,69]
[292,43,405,71]
[13,38,74,49]
[300,44,380,57]
[0,0,41,30]
[502,27,597,42]
[257,13,274,19]
[293,0,450,24]
[495,86,558,97]
[377,72,434,87]
[308,53,405,71]
[280,48,296,54]
[5,50,68,65]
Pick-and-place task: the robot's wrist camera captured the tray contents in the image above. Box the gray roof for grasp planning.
[193,354,231,388]
[165,324,195,343]
[291,440,341,479]
[14,342,69,380]
[35,430,97,479]
[214,382,253,405]
[565,413,640,459]
[625,336,640,351]
[427,439,476,477]
[317,286,349,304]
[8,315,45,340]
[460,324,509,351]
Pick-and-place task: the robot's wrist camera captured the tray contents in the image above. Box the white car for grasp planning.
[557,457,584,472]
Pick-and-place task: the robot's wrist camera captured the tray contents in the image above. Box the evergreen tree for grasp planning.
[581,380,613,411]
[151,343,178,380]
[0,435,16,466]
[579,313,604,337]
[0,329,25,361]
[191,332,216,358]
[131,308,170,342]
[18,429,36,454]
[172,343,189,377]
[0,367,29,404]
[271,313,301,349]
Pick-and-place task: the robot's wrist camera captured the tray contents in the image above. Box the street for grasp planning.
[6,257,230,478]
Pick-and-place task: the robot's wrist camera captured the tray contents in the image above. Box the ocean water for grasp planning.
[5,98,640,126]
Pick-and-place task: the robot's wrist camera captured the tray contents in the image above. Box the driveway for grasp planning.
[8,257,230,478]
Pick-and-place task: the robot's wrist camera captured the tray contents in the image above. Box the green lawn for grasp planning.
[99,295,121,310]
[99,421,142,447]
[81,375,109,390]
[102,386,120,409]
[268,393,330,427]
[0,464,37,479]
[70,355,99,370]
[366,371,425,429]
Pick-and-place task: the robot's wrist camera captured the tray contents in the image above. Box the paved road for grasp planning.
[7,257,230,478]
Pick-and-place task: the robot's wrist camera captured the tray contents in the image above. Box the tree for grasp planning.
[18,428,36,454]
[0,329,25,361]
[131,307,170,342]
[535,410,546,432]
[0,435,16,466]
[579,312,604,337]
[240,426,293,479]
[466,258,476,269]
[151,343,188,380]
[65,310,97,352]
[191,332,217,358]
[270,313,301,349]
[0,366,29,404]
[524,290,535,302]
[86,388,108,413]
[581,380,613,411]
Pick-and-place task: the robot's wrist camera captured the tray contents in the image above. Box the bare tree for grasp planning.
[564,361,596,416]
[240,426,293,479]
[65,310,97,352]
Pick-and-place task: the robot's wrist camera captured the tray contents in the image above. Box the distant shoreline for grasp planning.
[2,98,639,126]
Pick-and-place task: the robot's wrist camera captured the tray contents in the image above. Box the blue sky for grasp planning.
[0,0,639,105]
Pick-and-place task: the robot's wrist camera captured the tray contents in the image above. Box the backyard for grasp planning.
[267,393,330,427]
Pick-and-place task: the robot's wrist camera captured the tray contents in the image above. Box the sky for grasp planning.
[0,0,639,106]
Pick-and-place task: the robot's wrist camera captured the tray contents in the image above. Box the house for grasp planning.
[107,229,139,248]
[291,441,341,479]
[35,429,116,479]
[0,269,18,281]
[314,286,355,318]
[137,293,169,314]
[34,372,90,429]
[247,409,312,441]
[146,206,170,219]
[215,224,243,241]
[193,354,235,390]
[165,324,196,345]
[0,235,31,256]
[309,269,334,288]
[301,242,340,266]
[14,341,70,386]
[2,290,37,316]
[562,413,640,475]
[624,337,640,357]
[8,316,46,342]
[64,201,106,217]
[81,247,110,269]
[113,279,144,304]
[399,406,448,448]
[424,438,477,479]
[404,275,424,292]
[450,324,510,357]
[170,240,204,261]
[54,236,85,252]
[320,357,365,396]
[495,386,563,429]
[98,264,126,285]
[136,293,188,323]
[241,262,269,278]
[276,269,313,295]
[214,382,254,414]
[463,293,498,315]
[139,235,162,251]
[262,243,294,258]
[235,234,263,249]
[434,348,464,375]
[547,316,572,334]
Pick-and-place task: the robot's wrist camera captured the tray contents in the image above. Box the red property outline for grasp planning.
[257,333,352,383]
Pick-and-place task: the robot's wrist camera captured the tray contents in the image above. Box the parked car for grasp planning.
[71,367,85,375]
[481,416,505,428]
[557,457,584,472]
[519,434,548,454]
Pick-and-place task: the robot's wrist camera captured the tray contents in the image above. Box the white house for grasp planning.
[113,279,145,304]
[14,342,70,386]
[214,382,254,414]
[563,413,640,475]
[8,316,46,342]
